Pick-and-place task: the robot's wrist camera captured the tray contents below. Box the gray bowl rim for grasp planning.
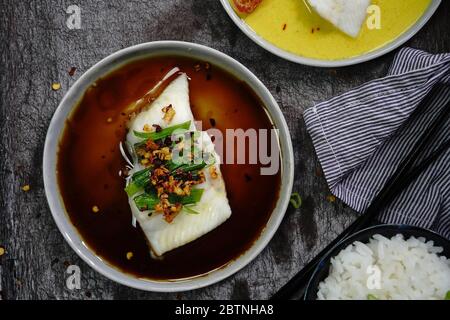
[43,40,294,292]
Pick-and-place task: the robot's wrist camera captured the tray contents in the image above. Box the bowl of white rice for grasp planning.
[305,224,450,300]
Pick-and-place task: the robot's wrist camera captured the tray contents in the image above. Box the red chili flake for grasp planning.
[315,167,323,177]
[68,67,76,76]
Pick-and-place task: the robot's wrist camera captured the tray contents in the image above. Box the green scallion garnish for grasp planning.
[165,159,185,172]
[183,205,200,215]
[177,161,207,173]
[134,121,191,141]
[125,168,152,196]
[132,168,151,186]
[169,188,204,205]
[290,192,302,209]
[133,192,160,211]
[125,182,141,197]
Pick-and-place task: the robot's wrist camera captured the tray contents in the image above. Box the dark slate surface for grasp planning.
[0,0,449,300]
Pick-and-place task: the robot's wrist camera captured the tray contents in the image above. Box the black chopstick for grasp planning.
[271,99,450,300]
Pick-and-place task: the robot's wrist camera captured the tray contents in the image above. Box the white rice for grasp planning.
[316,234,450,300]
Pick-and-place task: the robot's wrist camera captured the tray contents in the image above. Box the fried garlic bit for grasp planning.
[209,166,218,179]
[106,117,113,123]
[21,184,30,192]
[142,124,153,132]
[0,246,5,256]
[149,164,205,223]
[52,82,61,91]
[153,147,171,161]
[126,251,134,260]
[92,205,100,213]
[139,143,172,166]
[162,104,176,123]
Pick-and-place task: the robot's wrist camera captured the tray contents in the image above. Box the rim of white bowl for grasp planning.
[220,0,442,67]
[43,41,294,292]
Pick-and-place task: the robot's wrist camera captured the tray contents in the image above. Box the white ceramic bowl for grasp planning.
[220,0,441,67]
[43,41,294,292]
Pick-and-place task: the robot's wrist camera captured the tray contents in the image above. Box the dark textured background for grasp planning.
[0,0,449,300]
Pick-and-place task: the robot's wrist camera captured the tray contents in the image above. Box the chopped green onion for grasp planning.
[178,161,207,173]
[445,291,450,300]
[181,189,204,205]
[183,205,200,215]
[166,159,185,172]
[133,192,159,211]
[134,121,191,141]
[168,157,210,173]
[132,168,151,186]
[367,294,378,300]
[290,192,302,209]
[125,168,152,196]
[169,188,204,205]
[168,161,208,175]
[125,182,141,197]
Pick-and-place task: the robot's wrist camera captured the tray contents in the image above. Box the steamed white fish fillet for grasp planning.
[307,0,371,38]
[126,74,196,145]
[126,73,232,256]
[130,133,230,256]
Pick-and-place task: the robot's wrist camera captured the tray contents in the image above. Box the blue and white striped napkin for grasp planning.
[304,48,450,238]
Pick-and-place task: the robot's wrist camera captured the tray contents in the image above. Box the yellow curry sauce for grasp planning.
[231,0,432,60]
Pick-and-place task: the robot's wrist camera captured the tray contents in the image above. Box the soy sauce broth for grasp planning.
[57,56,281,279]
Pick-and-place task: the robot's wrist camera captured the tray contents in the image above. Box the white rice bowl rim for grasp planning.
[304,224,450,300]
